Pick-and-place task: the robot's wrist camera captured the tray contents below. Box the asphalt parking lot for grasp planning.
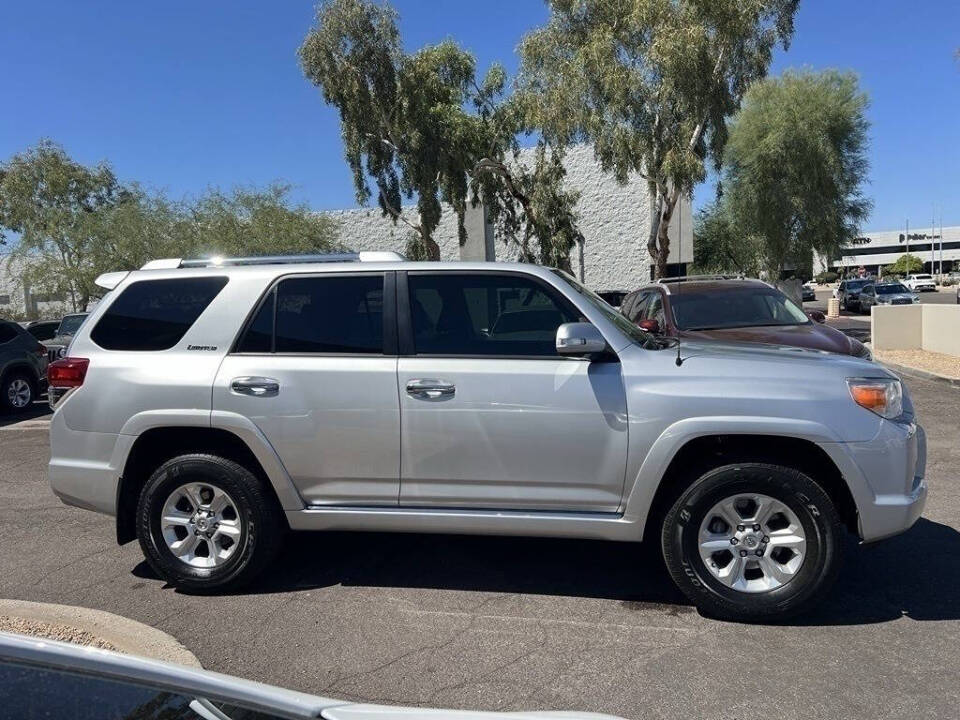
[1,375,958,720]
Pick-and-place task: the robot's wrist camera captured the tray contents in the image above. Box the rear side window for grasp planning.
[237,275,384,354]
[0,323,18,345]
[91,277,228,351]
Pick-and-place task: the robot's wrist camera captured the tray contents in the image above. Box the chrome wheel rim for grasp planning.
[698,493,806,594]
[160,482,244,568]
[7,378,31,408]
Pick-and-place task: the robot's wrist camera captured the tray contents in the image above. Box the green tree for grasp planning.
[885,253,923,276]
[691,200,763,277]
[518,0,799,279]
[0,140,130,311]
[299,0,583,270]
[721,70,871,280]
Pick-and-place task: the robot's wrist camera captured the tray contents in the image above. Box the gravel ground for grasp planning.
[0,615,118,651]
[875,349,960,379]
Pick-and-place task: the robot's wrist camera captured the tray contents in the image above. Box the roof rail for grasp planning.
[141,251,406,270]
[657,273,745,284]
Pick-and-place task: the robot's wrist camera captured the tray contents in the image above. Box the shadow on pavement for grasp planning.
[136,517,960,625]
[0,401,52,428]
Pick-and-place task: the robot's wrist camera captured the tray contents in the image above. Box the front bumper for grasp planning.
[822,421,927,542]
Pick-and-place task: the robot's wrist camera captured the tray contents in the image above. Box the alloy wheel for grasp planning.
[7,378,31,408]
[698,493,806,593]
[160,482,244,568]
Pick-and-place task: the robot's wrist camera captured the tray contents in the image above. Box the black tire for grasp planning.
[1,370,35,413]
[661,463,842,622]
[136,454,284,592]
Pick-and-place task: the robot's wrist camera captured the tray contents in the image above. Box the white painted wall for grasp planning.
[871,304,960,357]
[326,144,693,291]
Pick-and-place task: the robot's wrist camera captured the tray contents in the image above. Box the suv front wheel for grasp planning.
[661,463,842,621]
[136,454,284,592]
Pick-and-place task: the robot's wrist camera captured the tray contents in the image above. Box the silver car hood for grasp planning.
[0,632,623,720]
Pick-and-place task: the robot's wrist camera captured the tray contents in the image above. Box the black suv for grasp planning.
[0,319,48,412]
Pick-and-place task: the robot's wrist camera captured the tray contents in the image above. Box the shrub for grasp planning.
[815,271,838,284]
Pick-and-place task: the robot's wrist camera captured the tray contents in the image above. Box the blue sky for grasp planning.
[2,0,958,231]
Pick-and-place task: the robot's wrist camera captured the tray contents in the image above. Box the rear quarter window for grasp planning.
[0,323,18,345]
[91,277,228,351]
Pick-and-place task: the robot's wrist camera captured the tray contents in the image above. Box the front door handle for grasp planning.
[231,376,280,397]
[405,379,456,400]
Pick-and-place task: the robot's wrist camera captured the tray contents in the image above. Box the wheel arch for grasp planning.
[637,433,859,544]
[116,426,294,544]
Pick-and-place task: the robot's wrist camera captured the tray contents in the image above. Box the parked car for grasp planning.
[1,631,620,720]
[801,284,816,302]
[619,277,872,358]
[44,312,89,361]
[47,254,925,621]
[857,282,919,313]
[836,278,873,311]
[22,319,60,342]
[904,273,937,292]
[0,318,49,412]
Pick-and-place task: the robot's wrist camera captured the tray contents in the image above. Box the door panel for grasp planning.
[398,357,628,512]
[214,355,399,505]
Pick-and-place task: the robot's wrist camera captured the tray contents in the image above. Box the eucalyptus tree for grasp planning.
[299,0,583,269]
[519,0,799,278]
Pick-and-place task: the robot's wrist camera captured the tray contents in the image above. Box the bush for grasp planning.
[814,271,838,284]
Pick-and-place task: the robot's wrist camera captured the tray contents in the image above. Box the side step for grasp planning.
[286,505,640,542]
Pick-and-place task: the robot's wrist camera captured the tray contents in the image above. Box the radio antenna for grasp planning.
[675,198,685,366]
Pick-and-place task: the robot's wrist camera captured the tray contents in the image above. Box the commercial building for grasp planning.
[816,225,960,277]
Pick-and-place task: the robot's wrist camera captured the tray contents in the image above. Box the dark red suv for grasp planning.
[619,277,871,358]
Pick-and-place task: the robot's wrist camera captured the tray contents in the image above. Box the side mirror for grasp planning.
[807,310,826,324]
[637,318,661,334]
[556,322,608,356]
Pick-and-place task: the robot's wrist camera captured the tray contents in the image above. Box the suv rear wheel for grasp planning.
[1,371,34,413]
[136,454,284,592]
[661,463,842,621]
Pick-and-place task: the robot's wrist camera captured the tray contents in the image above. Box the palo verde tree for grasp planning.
[518,0,799,279]
[720,70,872,280]
[298,0,583,270]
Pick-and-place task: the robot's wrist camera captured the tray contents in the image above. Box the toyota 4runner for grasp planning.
[47,253,926,620]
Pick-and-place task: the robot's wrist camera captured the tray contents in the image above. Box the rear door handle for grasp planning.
[405,379,455,400]
[231,376,280,397]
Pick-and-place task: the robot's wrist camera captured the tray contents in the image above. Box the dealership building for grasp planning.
[816,225,960,277]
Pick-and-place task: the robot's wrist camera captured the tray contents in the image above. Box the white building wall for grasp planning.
[326,144,693,291]
[816,225,960,275]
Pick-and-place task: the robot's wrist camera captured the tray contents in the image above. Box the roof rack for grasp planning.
[141,251,405,270]
[657,273,745,284]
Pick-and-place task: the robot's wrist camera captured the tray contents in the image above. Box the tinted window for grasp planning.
[274,275,383,353]
[645,293,666,327]
[621,290,649,322]
[0,322,18,345]
[28,323,57,341]
[877,283,909,294]
[91,277,228,351]
[237,288,275,353]
[671,288,810,330]
[0,660,288,720]
[408,273,577,356]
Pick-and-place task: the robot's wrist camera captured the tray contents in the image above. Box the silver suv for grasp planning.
[47,254,926,621]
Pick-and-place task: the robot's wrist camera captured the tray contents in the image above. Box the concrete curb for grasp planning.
[879,361,960,388]
[0,599,201,668]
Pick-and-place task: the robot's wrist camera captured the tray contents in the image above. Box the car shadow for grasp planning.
[137,517,960,625]
[0,401,51,428]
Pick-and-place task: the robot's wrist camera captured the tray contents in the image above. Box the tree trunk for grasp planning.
[424,234,440,261]
[649,189,679,280]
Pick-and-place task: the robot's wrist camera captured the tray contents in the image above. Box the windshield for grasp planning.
[876,283,909,295]
[550,269,652,345]
[846,280,870,290]
[671,287,810,331]
[57,314,87,336]
[913,274,932,280]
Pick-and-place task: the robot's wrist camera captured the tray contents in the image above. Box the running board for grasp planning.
[285,505,641,542]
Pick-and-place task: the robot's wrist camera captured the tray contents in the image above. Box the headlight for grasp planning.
[847,378,902,419]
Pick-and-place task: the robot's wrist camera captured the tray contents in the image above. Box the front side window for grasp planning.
[238,274,384,354]
[91,277,228,351]
[28,323,57,341]
[876,283,909,294]
[408,273,578,356]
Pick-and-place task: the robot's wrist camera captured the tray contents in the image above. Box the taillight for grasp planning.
[48,357,89,388]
